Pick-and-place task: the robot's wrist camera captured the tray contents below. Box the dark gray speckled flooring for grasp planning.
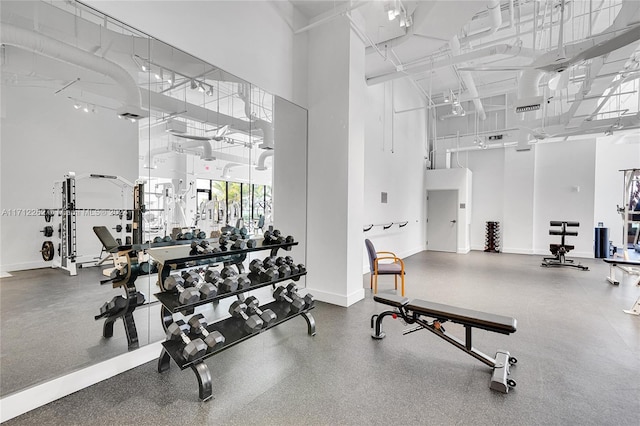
[4,251,640,425]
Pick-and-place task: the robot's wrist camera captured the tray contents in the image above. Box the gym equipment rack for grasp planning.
[148,236,315,401]
[484,221,500,253]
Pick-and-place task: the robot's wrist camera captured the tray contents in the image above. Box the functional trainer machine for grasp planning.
[541,221,588,270]
[604,168,640,315]
[51,172,144,275]
[371,294,517,393]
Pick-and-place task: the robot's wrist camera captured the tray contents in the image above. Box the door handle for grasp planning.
[450,220,456,223]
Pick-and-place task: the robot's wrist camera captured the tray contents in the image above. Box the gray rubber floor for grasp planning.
[4,251,640,425]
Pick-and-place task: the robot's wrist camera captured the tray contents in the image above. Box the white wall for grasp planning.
[532,139,596,258]
[363,78,427,270]
[85,0,308,107]
[433,134,640,259]
[0,85,138,272]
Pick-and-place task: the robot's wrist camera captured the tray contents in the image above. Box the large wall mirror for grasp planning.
[0,0,307,398]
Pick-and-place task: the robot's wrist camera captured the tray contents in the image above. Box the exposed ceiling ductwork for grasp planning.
[0,23,145,120]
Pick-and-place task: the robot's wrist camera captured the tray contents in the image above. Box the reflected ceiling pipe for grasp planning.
[238,83,274,149]
[450,35,486,121]
[459,0,502,45]
[143,145,173,169]
[0,24,144,119]
[178,140,214,161]
[222,163,240,179]
[255,151,274,171]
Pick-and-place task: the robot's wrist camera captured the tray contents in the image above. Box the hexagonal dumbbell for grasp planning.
[221,266,237,279]
[249,259,278,283]
[182,270,201,286]
[164,275,200,305]
[187,314,225,351]
[286,283,315,309]
[229,300,263,333]
[219,276,238,293]
[166,320,208,361]
[204,269,221,284]
[273,286,305,312]
[245,296,277,327]
[231,239,246,250]
[236,274,252,290]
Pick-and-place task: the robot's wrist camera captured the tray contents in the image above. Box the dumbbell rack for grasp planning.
[484,221,501,253]
[148,238,315,401]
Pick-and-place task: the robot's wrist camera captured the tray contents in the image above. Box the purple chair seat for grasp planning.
[377,263,404,274]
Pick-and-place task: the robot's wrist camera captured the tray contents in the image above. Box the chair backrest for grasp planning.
[364,239,377,273]
[93,226,119,251]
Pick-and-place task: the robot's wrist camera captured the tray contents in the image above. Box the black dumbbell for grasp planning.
[188,314,225,351]
[182,270,217,298]
[191,240,211,255]
[246,239,257,248]
[218,233,231,248]
[229,300,263,333]
[196,231,207,239]
[231,239,246,250]
[277,263,291,278]
[245,296,277,327]
[163,236,172,242]
[182,270,201,286]
[249,259,278,283]
[153,236,163,243]
[219,276,238,293]
[204,269,221,284]
[236,274,252,289]
[263,256,277,268]
[166,320,208,361]
[221,266,237,279]
[286,283,314,308]
[273,286,305,312]
[164,275,200,305]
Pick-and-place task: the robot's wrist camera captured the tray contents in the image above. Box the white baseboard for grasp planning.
[456,247,471,254]
[0,341,163,422]
[306,287,365,307]
[501,247,535,255]
[0,271,13,278]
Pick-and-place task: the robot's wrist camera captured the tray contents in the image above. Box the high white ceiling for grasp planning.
[291,0,640,140]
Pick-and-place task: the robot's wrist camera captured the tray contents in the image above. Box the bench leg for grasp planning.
[371,311,397,339]
[607,263,620,285]
[623,297,640,316]
[490,350,515,393]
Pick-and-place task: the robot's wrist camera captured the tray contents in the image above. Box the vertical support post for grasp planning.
[133,182,144,245]
[465,325,472,350]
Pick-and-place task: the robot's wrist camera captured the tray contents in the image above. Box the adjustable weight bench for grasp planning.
[603,258,640,315]
[371,294,518,393]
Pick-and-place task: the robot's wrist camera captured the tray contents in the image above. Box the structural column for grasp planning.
[305,15,366,306]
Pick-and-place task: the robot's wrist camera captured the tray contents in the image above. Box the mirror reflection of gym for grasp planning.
[0,0,309,398]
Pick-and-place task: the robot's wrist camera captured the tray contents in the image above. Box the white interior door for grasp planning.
[427,190,458,252]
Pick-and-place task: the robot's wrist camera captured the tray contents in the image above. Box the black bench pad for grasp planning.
[373,294,409,308]
[406,299,517,335]
[603,258,640,266]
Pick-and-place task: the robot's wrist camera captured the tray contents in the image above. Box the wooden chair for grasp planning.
[364,238,405,296]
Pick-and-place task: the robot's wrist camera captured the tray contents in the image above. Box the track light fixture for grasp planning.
[190,80,198,90]
[197,82,206,93]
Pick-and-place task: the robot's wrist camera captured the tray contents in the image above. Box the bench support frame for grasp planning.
[371,302,516,393]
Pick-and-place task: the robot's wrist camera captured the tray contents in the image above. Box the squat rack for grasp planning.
[52,172,141,276]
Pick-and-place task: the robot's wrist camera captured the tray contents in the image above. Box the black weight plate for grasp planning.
[41,241,54,261]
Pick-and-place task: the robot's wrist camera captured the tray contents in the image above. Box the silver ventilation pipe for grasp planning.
[450,35,486,121]
[1,23,144,118]
[255,150,274,171]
